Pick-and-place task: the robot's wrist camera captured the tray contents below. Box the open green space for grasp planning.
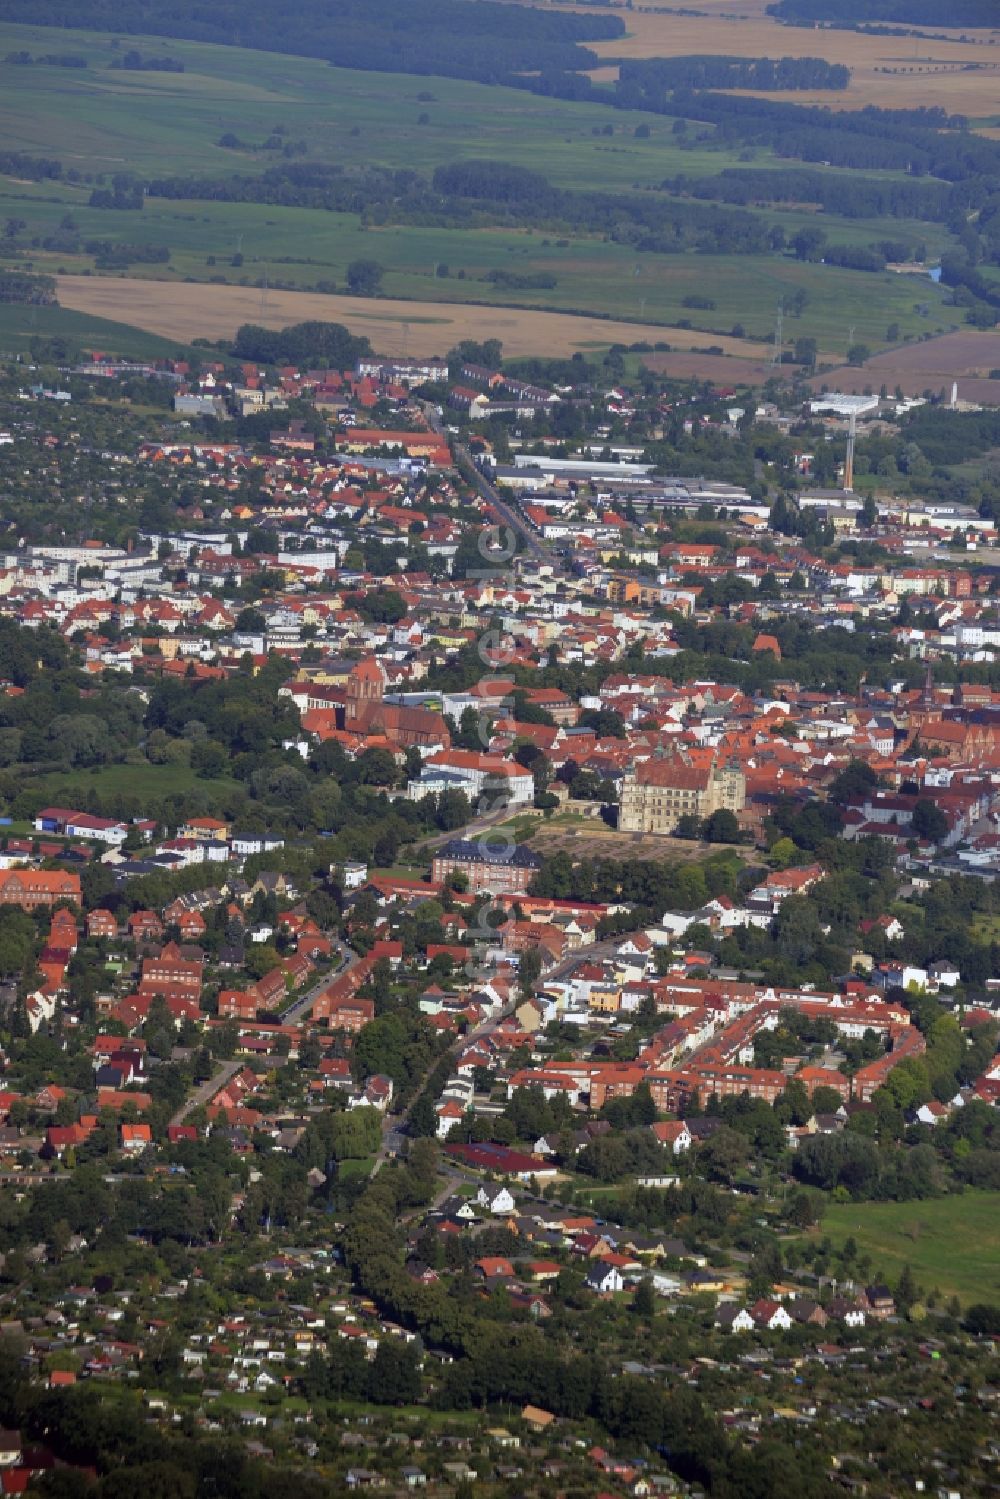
[28,760,243,805]
[815,1191,1000,1307]
[336,1156,377,1182]
[970,912,1000,942]
[0,20,960,354]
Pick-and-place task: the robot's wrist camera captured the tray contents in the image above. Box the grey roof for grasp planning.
[435,838,542,869]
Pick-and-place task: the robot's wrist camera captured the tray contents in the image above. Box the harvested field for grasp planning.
[54,275,772,361]
[809,329,1000,402]
[572,5,1000,117]
[640,350,775,386]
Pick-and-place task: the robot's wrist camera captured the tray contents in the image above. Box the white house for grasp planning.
[436,1100,465,1139]
[717,1306,755,1333]
[651,1121,692,1156]
[752,1301,792,1331]
[586,1262,624,1294]
[476,1185,516,1215]
[230,833,285,858]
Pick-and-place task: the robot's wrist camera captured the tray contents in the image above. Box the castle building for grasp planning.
[618,755,745,835]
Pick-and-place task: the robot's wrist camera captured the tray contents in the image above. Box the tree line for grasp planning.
[144,155,777,258]
[619,54,850,92]
[666,165,956,223]
[658,93,992,182]
[0,270,56,306]
[770,0,996,25]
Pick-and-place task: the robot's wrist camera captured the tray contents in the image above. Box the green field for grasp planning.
[0,23,748,191]
[4,184,953,350]
[0,20,959,355]
[0,300,197,360]
[815,1191,1000,1308]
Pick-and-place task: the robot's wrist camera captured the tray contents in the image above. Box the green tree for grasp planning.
[633,1278,656,1318]
[911,799,948,842]
[346,259,384,296]
[408,1091,438,1139]
[518,946,543,998]
[701,808,740,843]
[829,759,878,805]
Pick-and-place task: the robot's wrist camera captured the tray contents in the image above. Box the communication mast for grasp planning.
[770,299,784,368]
[844,408,857,493]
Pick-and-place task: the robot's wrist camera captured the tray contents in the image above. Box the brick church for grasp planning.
[341,658,450,751]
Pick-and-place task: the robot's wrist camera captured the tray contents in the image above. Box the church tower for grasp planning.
[345,657,386,726]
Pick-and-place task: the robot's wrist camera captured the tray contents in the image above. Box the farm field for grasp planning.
[0,175,949,353]
[54,275,775,361]
[815,1191,1000,1308]
[806,329,1000,403]
[0,18,980,366]
[641,348,781,385]
[573,5,1000,117]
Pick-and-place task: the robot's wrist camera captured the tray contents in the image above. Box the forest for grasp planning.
[637,94,994,182]
[0,270,56,305]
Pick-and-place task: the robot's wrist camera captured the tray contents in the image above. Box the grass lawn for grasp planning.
[331,1396,482,1428]
[28,760,243,806]
[814,1190,1000,1308]
[369,861,429,880]
[336,1156,377,1183]
[492,814,545,841]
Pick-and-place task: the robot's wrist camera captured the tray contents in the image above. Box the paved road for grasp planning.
[423,406,558,569]
[543,933,627,984]
[281,939,357,1025]
[170,1057,243,1127]
[371,997,518,1176]
[417,800,536,856]
[454,443,554,567]
[171,941,360,1126]
[369,935,630,1174]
